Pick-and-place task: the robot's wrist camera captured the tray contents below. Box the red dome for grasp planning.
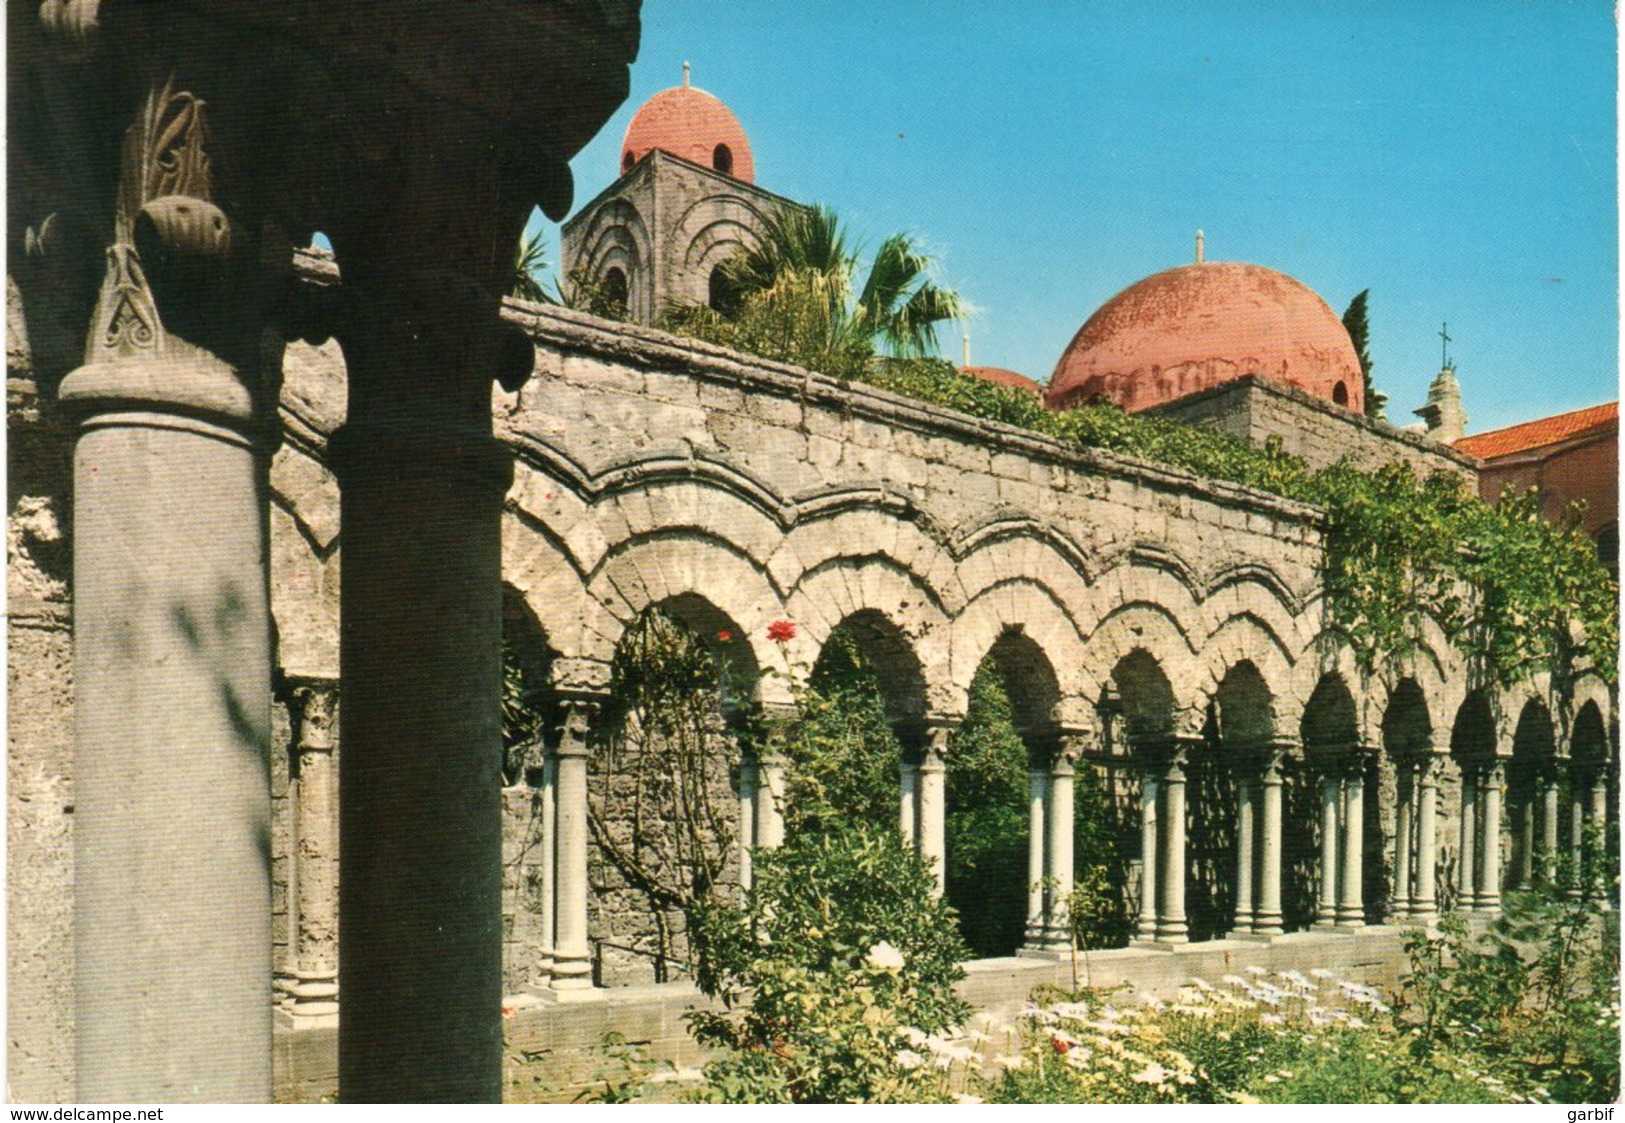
[1045,262,1363,414]
[621,79,754,183]
[963,366,1042,395]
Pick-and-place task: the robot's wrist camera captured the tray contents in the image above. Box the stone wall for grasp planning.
[1151,374,1480,481]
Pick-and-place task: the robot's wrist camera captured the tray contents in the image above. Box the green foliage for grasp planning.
[509,228,550,303]
[661,201,962,366]
[1068,762,1133,949]
[500,629,553,786]
[946,661,1031,957]
[686,822,971,1103]
[1400,840,1621,1103]
[778,629,903,831]
[593,610,738,974]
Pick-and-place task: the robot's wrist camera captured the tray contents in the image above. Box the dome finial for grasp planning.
[682,60,691,88]
[1195,229,1205,264]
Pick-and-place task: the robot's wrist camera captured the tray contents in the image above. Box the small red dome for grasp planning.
[622,79,754,183]
[1045,262,1363,414]
[963,366,1042,395]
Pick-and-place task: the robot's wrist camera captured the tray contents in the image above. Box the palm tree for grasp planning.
[721,203,962,359]
[509,227,550,303]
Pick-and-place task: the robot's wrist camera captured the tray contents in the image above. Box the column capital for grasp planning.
[287,678,339,756]
[553,693,604,759]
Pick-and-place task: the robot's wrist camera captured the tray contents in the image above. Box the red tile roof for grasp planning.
[962,365,1042,394]
[1454,402,1618,460]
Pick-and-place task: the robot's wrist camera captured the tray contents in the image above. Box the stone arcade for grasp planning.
[7,8,1617,1105]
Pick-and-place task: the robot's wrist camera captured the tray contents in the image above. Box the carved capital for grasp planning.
[554,694,603,760]
[290,681,339,756]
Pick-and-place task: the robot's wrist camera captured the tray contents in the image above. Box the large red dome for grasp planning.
[1045,262,1363,414]
[621,78,754,183]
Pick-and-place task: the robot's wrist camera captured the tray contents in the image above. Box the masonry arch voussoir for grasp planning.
[586,534,789,681]
[1189,613,1297,733]
[1081,601,1203,733]
[948,578,1089,708]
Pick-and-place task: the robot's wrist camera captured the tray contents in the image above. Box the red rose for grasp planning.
[1051,1036,1070,1055]
[767,620,797,643]
[717,629,733,642]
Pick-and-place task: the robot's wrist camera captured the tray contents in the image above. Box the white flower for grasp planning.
[1187,976,1215,991]
[1261,1013,1285,1025]
[954,1094,984,1105]
[895,1049,925,1070]
[1310,968,1337,980]
[1245,965,1268,976]
[866,941,905,973]
[1132,1061,1170,1084]
[1052,1001,1092,1020]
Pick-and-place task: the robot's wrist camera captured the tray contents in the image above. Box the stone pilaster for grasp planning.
[287,682,340,1023]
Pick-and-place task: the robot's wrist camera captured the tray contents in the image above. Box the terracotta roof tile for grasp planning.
[1454,401,1617,459]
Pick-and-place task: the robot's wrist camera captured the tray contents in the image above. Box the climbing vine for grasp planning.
[662,310,1616,687]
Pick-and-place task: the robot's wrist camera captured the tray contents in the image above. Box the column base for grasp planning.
[275,970,340,1029]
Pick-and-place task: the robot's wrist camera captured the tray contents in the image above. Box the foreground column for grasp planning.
[1316,772,1341,926]
[1137,768,1160,940]
[1413,756,1439,918]
[549,699,596,992]
[1043,746,1077,948]
[917,723,952,895]
[67,77,274,1101]
[1158,748,1189,943]
[1477,763,1504,914]
[900,757,920,846]
[1393,761,1414,918]
[1458,763,1479,911]
[332,269,521,1100]
[1540,767,1561,885]
[535,749,558,980]
[1025,768,1050,947]
[1254,751,1285,936]
[1232,772,1256,935]
[1338,761,1365,926]
[737,756,759,891]
[288,683,341,1022]
[756,752,788,850]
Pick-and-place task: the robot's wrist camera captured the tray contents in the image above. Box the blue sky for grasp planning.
[537,1,1617,435]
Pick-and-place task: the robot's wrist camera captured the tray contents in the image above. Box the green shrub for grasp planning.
[686,822,971,1102]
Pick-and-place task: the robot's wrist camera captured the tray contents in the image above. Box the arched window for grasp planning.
[622,149,636,173]
[1332,381,1350,406]
[712,143,733,175]
[603,267,628,314]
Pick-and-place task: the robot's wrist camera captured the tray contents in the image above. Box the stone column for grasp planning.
[1232,772,1256,935]
[331,262,522,1099]
[535,749,557,980]
[288,683,340,1022]
[549,699,596,992]
[1514,778,1536,890]
[1137,768,1160,940]
[1413,756,1439,919]
[1044,747,1077,947]
[1540,767,1562,884]
[66,74,274,1103]
[737,755,759,892]
[1338,762,1365,926]
[917,724,952,896]
[1254,751,1285,936]
[900,757,920,847]
[1316,771,1341,926]
[1592,768,1610,828]
[1568,770,1586,898]
[1025,768,1050,947]
[1158,749,1189,943]
[1393,760,1414,917]
[755,753,788,850]
[1477,763,1504,914]
[1458,763,1479,911]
